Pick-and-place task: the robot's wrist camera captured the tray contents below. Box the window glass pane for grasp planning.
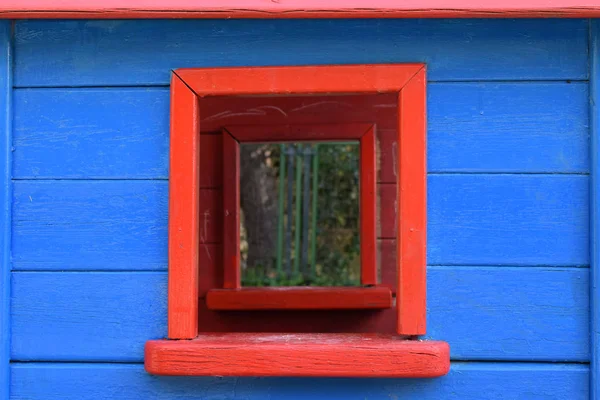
[240,141,360,287]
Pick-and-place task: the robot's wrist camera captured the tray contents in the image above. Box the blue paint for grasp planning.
[0,21,11,400]
[10,175,589,270]
[9,362,590,400]
[590,20,600,400]
[13,19,588,86]
[5,19,593,398]
[12,83,589,179]
[10,267,589,362]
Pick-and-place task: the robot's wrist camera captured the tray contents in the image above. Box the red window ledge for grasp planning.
[206,287,393,310]
[145,333,450,378]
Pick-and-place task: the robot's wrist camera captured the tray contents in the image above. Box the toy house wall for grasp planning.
[0,19,593,398]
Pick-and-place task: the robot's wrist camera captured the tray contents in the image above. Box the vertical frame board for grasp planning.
[168,73,200,339]
[0,21,10,400]
[590,20,600,400]
[222,129,241,289]
[397,67,427,336]
[360,125,377,286]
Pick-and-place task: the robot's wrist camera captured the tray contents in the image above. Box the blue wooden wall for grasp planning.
[0,19,595,398]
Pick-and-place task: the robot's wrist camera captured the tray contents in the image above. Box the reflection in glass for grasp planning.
[240,142,360,287]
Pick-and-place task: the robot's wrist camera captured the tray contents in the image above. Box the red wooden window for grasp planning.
[145,64,449,378]
[206,123,386,310]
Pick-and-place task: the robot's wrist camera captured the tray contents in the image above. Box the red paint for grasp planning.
[177,65,422,96]
[200,134,222,188]
[379,183,397,239]
[397,68,427,336]
[168,74,200,339]
[162,65,438,376]
[222,123,377,300]
[360,126,377,285]
[222,130,241,289]
[225,123,372,142]
[145,333,450,377]
[198,302,398,333]
[199,94,397,132]
[5,0,600,18]
[206,287,393,310]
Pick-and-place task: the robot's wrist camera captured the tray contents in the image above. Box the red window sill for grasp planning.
[205,287,393,310]
[145,333,450,377]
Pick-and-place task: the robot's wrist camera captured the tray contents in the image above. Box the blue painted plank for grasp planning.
[590,20,599,400]
[12,175,587,270]
[13,88,169,179]
[9,363,589,400]
[10,268,589,362]
[0,21,10,400]
[12,83,589,179]
[12,181,169,271]
[13,19,587,87]
[428,174,589,266]
[428,82,589,173]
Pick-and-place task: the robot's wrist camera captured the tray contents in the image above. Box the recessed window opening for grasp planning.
[240,141,360,287]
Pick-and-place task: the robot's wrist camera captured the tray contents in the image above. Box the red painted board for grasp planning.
[200,134,222,188]
[178,65,422,96]
[360,126,378,285]
[5,1,600,19]
[206,287,392,310]
[199,94,397,131]
[168,74,200,339]
[222,122,378,293]
[226,123,371,143]
[198,302,397,333]
[397,68,427,336]
[145,333,450,377]
[222,130,240,289]
[199,94,398,184]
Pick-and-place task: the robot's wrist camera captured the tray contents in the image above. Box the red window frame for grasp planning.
[205,123,384,310]
[146,64,449,378]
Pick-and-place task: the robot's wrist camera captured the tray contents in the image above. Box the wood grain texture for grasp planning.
[9,362,590,400]
[168,75,199,339]
[397,68,427,335]
[11,175,588,270]
[223,123,377,290]
[226,123,372,142]
[206,287,393,310]
[12,83,588,180]
[0,21,10,400]
[221,130,240,289]
[360,126,377,285]
[5,0,600,19]
[13,20,587,86]
[10,267,589,362]
[177,64,421,96]
[590,21,599,400]
[145,334,449,377]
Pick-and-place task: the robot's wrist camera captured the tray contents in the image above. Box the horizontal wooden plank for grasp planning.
[427,174,589,266]
[11,182,222,270]
[12,175,588,270]
[13,83,588,180]
[10,267,589,362]
[9,362,589,400]
[145,334,449,377]
[14,19,587,87]
[205,287,393,310]
[13,88,170,180]
[427,82,589,173]
[5,0,600,19]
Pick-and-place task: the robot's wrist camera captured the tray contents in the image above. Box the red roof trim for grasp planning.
[3,0,600,19]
